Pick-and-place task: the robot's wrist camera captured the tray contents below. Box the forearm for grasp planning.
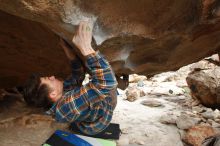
[63,57,85,90]
[70,21,117,90]
[60,39,86,88]
[70,58,85,83]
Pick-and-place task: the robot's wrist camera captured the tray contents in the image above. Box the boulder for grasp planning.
[0,0,220,88]
[159,114,177,125]
[176,114,201,130]
[129,74,147,83]
[202,110,215,120]
[125,86,145,102]
[186,67,220,108]
[184,125,216,146]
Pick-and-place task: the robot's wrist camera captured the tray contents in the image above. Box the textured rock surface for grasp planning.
[176,114,200,130]
[0,10,70,88]
[125,86,145,102]
[184,125,216,146]
[202,134,220,146]
[186,67,220,108]
[0,0,220,87]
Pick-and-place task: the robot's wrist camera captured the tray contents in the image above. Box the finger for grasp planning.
[88,22,93,32]
[72,35,75,43]
[85,22,92,31]
[82,22,88,39]
[76,25,80,35]
[82,22,87,32]
[72,35,78,44]
[79,21,84,36]
[86,23,92,39]
[75,22,80,36]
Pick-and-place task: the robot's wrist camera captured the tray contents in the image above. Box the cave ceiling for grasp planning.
[0,0,220,88]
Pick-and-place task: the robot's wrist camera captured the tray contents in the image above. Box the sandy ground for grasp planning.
[112,86,184,146]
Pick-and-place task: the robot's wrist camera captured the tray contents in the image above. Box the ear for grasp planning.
[49,90,57,102]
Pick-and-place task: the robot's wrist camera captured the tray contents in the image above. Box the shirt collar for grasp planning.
[45,93,65,115]
[45,102,57,115]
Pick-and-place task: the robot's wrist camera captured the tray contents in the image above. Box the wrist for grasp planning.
[81,46,95,56]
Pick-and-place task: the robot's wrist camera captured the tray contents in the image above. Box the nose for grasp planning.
[48,76,55,80]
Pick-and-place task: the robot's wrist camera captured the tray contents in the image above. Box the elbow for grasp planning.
[102,78,118,90]
[105,69,118,90]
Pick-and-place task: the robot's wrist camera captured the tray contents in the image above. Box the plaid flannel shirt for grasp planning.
[47,51,118,135]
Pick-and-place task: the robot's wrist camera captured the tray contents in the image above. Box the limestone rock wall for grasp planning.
[0,0,220,87]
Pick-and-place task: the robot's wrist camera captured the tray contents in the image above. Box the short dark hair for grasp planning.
[22,74,52,108]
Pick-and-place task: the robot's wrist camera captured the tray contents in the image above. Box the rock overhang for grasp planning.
[0,0,220,88]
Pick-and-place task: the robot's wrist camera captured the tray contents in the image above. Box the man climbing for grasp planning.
[23,21,118,135]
